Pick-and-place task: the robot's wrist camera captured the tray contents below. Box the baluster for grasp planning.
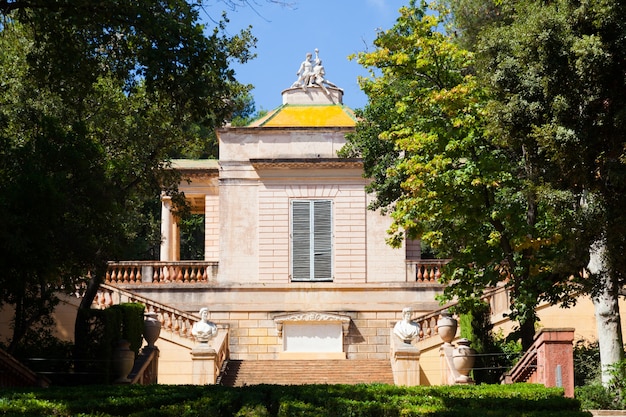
[424,319,435,339]
[176,267,183,282]
[135,267,142,283]
[154,267,160,283]
[104,291,113,307]
[201,267,208,282]
[434,266,442,281]
[94,292,103,308]
[105,269,111,284]
[416,264,424,282]
[163,312,173,333]
[183,267,190,283]
[122,268,129,283]
[180,318,189,338]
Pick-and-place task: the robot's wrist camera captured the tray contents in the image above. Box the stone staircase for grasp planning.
[219,359,394,386]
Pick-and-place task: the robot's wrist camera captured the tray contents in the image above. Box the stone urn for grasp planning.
[453,338,476,383]
[113,339,135,383]
[143,312,161,348]
[437,310,458,344]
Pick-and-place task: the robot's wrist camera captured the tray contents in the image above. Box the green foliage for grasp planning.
[473,0,626,374]
[0,383,589,417]
[575,384,618,410]
[179,214,206,261]
[574,339,602,386]
[73,303,144,384]
[575,356,626,410]
[0,0,255,350]
[114,303,146,357]
[344,0,592,349]
[459,301,523,384]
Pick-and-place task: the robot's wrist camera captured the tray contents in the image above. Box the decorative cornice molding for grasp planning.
[251,158,362,170]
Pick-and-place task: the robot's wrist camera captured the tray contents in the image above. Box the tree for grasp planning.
[343,0,591,350]
[464,0,626,384]
[0,1,255,352]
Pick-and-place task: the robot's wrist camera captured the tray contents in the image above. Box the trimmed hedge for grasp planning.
[0,383,591,417]
[74,303,145,384]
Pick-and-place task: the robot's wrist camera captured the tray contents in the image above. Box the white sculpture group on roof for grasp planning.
[291,48,340,94]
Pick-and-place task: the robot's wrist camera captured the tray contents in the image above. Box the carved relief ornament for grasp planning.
[273,312,351,337]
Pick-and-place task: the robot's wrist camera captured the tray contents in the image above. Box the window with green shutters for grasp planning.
[290,200,333,281]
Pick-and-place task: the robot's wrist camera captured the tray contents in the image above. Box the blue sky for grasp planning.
[202,1,401,112]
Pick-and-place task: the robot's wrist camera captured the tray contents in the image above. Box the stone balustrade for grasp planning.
[106,261,218,284]
[412,306,458,342]
[96,284,202,341]
[406,259,450,283]
[413,285,509,343]
[94,283,230,384]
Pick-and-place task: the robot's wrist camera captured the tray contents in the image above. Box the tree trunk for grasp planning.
[589,242,624,386]
[74,271,104,356]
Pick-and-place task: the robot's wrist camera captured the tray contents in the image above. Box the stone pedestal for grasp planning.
[390,331,421,386]
[440,340,475,385]
[393,344,421,386]
[190,344,217,385]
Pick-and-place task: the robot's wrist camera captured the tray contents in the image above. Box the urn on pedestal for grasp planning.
[143,312,161,348]
[437,310,458,345]
[453,338,476,383]
[113,339,135,383]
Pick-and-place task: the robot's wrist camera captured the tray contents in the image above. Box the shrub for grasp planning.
[458,301,522,384]
[575,384,618,410]
[73,303,145,384]
[0,383,590,417]
[573,339,601,386]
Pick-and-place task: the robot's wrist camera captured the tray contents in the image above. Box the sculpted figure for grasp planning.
[192,307,217,343]
[394,307,420,343]
[311,57,339,94]
[291,52,313,90]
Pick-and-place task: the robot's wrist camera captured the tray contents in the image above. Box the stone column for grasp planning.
[190,344,217,385]
[160,196,174,261]
[440,343,456,385]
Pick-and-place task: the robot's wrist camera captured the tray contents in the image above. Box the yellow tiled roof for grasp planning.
[248,105,357,127]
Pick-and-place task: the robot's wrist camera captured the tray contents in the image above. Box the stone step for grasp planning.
[220,359,394,387]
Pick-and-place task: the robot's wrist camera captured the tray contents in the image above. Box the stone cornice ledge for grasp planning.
[273,311,351,337]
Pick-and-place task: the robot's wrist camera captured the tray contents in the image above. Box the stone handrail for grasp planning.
[213,330,229,382]
[129,347,159,385]
[413,285,510,343]
[105,261,218,284]
[406,259,451,283]
[413,303,458,342]
[96,283,230,383]
[97,283,201,341]
[0,348,50,388]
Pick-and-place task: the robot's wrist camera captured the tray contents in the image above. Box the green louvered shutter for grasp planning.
[291,200,332,281]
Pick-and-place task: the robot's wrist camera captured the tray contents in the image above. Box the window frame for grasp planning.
[290,199,333,282]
